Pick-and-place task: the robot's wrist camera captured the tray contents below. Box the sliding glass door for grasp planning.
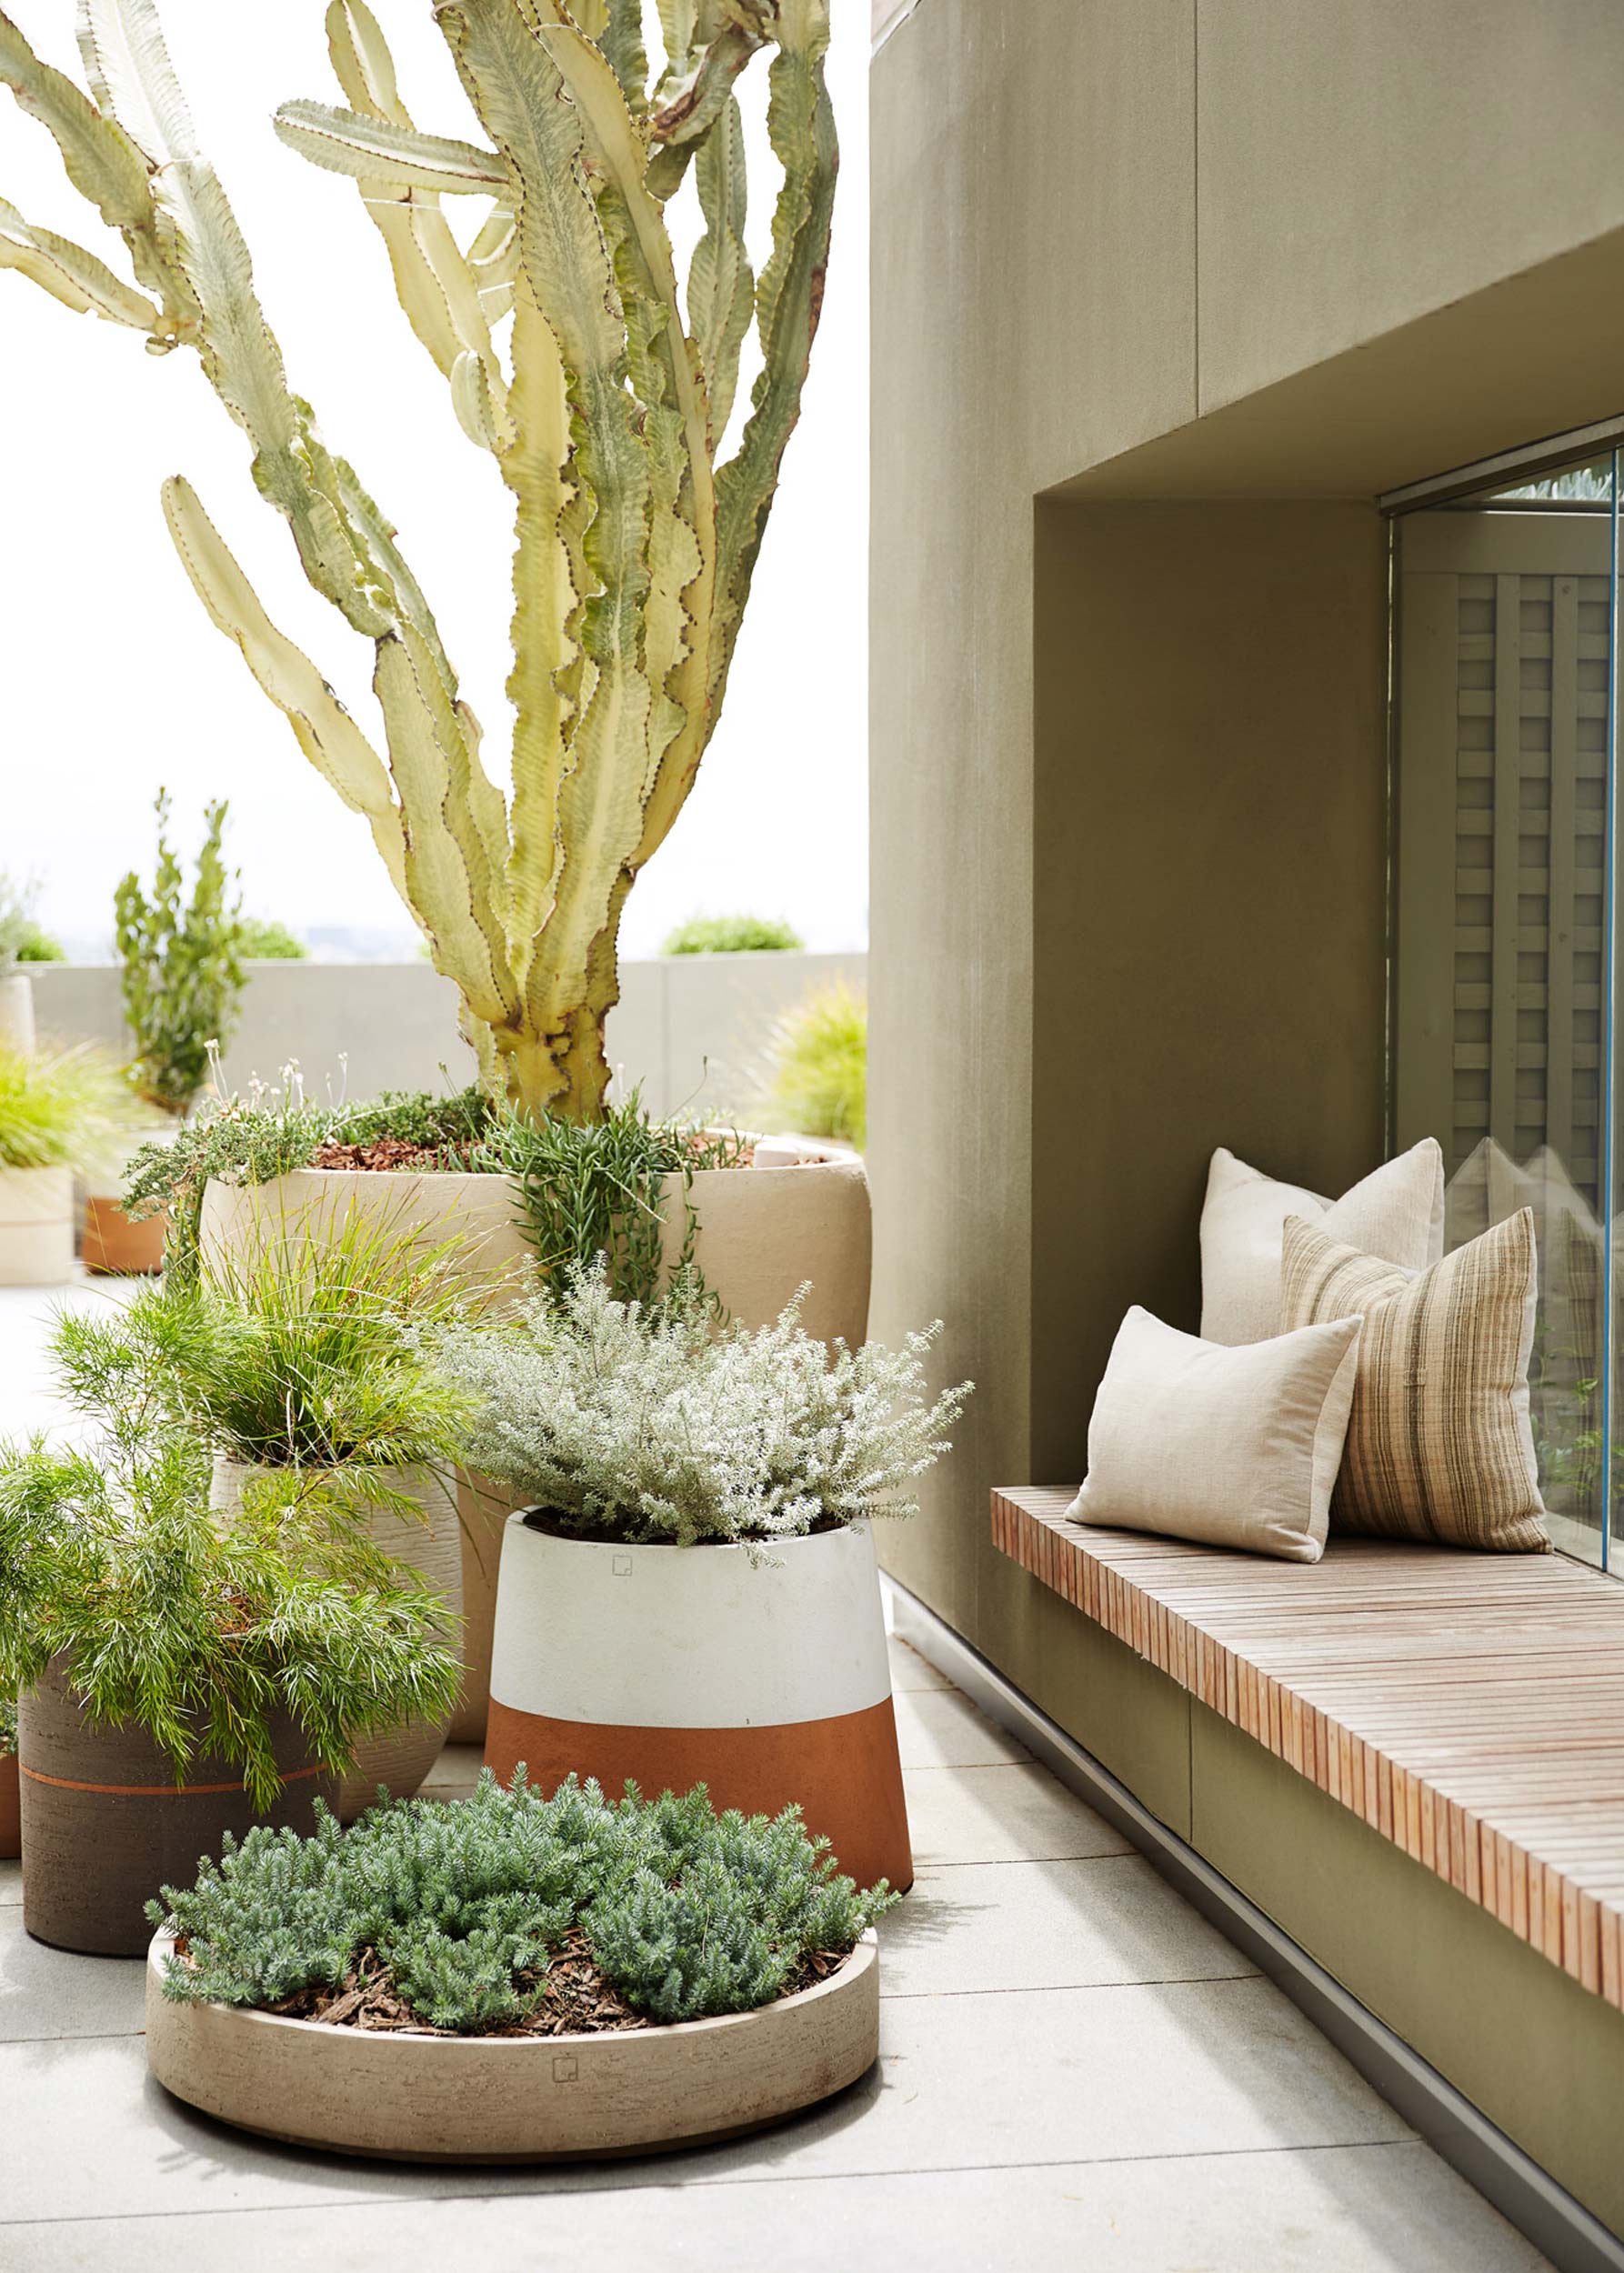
[1392,446,1619,1567]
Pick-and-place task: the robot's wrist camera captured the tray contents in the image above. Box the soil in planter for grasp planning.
[308,1136,484,1173]
[518,1506,848,1549]
[205,1928,854,2039]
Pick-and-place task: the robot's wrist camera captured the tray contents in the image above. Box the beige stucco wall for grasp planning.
[870,1,1624,1643]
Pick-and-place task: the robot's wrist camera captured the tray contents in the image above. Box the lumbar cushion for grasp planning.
[1199,1139,1444,1346]
[1066,1306,1364,1563]
[1278,1209,1550,1552]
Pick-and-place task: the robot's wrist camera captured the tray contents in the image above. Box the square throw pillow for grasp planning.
[1066,1305,1363,1563]
[1278,1208,1550,1552]
[1199,1138,1444,1346]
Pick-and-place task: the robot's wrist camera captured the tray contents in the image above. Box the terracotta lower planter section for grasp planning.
[486,1520,912,1893]
[0,1165,73,1287]
[18,1657,338,1956]
[0,1751,18,1862]
[145,1928,877,2161]
[211,1460,463,1821]
[199,1143,873,1742]
[81,1196,166,1275]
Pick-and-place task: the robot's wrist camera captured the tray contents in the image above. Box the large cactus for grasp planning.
[0,0,836,1117]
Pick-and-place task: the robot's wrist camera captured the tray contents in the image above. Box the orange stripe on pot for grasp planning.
[21,1760,330,1800]
[485,1695,913,1895]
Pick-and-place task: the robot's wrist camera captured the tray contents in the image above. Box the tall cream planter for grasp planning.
[0,1167,73,1286]
[0,973,35,1056]
[198,1145,873,1742]
[211,1457,462,1818]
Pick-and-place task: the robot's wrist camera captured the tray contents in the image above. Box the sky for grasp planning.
[0,2,868,960]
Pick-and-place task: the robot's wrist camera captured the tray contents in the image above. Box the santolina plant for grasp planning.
[434,1259,972,1547]
[152,1770,894,2032]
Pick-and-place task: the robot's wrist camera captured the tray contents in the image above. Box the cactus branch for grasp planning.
[0,0,836,1122]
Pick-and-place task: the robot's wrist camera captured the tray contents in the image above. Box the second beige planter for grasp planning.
[0,1166,73,1286]
[199,1143,873,1740]
[211,1458,463,1819]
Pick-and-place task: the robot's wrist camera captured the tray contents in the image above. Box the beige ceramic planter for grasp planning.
[0,972,35,1055]
[211,1458,463,1820]
[199,1141,873,1741]
[0,1166,73,1286]
[146,1928,878,2162]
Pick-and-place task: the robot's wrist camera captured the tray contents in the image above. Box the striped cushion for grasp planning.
[1278,1209,1550,1552]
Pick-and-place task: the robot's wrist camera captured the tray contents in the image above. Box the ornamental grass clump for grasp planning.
[46,1215,481,1532]
[436,1261,971,1548]
[0,1037,155,1176]
[0,1431,460,1810]
[151,1769,894,2033]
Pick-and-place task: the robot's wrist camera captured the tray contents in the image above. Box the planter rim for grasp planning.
[145,1924,876,2049]
[510,1508,872,1556]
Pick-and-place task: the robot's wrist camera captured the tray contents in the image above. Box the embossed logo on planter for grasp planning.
[612,1553,633,1577]
[553,2053,579,2083]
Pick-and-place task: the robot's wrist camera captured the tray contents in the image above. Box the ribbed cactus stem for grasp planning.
[0,0,836,1122]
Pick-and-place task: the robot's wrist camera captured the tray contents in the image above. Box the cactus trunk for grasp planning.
[0,0,836,1120]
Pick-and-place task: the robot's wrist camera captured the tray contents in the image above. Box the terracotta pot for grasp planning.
[0,1751,18,1862]
[210,1458,463,1821]
[0,1166,73,1287]
[18,1657,338,1956]
[199,1144,873,1742]
[0,971,35,1055]
[145,1927,878,2162]
[82,1196,166,1275]
[486,1519,912,1893]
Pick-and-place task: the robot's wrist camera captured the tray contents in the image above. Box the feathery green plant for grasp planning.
[436,1258,971,1547]
[759,976,865,1147]
[0,1692,15,1759]
[47,1215,480,1530]
[0,0,837,1122]
[114,792,246,1116]
[0,1429,460,1811]
[151,1769,893,2030]
[0,1037,153,1175]
[661,913,806,956]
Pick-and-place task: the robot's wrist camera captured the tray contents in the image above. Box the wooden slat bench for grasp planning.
[992,1485,1624,2006]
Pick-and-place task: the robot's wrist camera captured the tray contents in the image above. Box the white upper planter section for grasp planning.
[490,1520,892,1731]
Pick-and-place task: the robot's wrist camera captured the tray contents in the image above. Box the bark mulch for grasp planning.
[307,1136,483,1174]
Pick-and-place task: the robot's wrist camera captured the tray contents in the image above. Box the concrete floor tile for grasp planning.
[892,1686,1029,1768]
[881,1855,1258,1997]
[903,1761,1130,1867]
[887,1633,952,1690]
[0,1861,20,1908]
[417,1744,483,1802]
[0,1910,145,2043]
[0,1977,1410,2225]
[0,2144,1550,2273]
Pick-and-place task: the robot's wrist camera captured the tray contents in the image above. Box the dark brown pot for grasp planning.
[0,1751,18,1862]
[18,1657,337,1956]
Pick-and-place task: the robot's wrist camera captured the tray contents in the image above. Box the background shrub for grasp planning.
[661,913,806,956]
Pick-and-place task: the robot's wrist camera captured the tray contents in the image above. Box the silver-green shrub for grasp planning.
[151,1770,893,2031]
[433,1261,972,1547]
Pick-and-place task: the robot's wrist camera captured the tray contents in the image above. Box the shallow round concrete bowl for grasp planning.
[145,1929,879,2162]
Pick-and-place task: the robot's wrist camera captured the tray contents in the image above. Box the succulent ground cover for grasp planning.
[152,1772,893,2036]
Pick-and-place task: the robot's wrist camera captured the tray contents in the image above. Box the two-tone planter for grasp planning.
[486,1518,913,1893]
[145,1927,878,2161]
[17,1657,336,1956]
[200,1139,874,1742]
[0,971,35,1055]
[211,1458,463,1822]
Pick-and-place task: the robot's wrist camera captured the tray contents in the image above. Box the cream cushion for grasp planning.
[1199,1138,1445,1346]
[1279,1209,1550,1553]
[1067,1306,1363,1563]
